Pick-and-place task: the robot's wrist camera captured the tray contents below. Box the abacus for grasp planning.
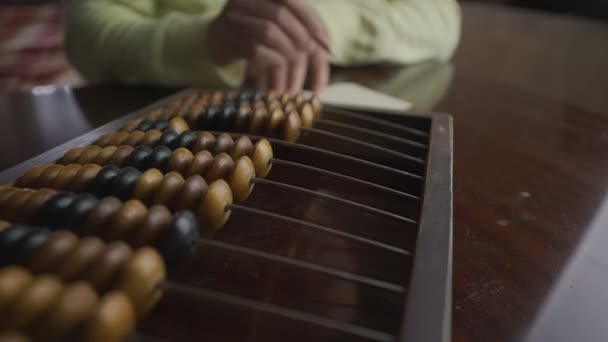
[0,89,452,342]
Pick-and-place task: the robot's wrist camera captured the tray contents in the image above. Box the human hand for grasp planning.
[207,0,331,94]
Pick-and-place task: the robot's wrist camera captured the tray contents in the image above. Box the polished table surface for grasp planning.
[1,3,608,342]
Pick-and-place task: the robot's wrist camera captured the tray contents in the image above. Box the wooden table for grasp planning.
[1,3,607,342]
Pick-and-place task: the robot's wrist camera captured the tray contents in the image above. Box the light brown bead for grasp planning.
[283,101,295,114]
[265,107,286,136]
[153,172,185,206]
[132,205,173,247]
[235,105,252,132]
[142,129,163,145]
[1,189,35,222]
[76,146,103,164]
[299,102,315,129]
[93,134,113,147]
[50,164,82,190]
[85,242,133,291]
[145,109,162,121]
[231,136,254,160]
[66,164,101,192]
[108,145,134,166]
[0,219,10,232]
[267,99,281,113]
[116,247,166,317]
[309,95,322,118]
[191,132,216,154]
[119,119,141,132]
[294,93,307,108]
[56,237,106,282]
[21,189,56,218]
[280,93,292,104]
[213,133,234,155]
[95,146,119,165]
[0,267,33,314]
[199,179,233,231]
[0,188,18,208]
[283,111,302,142]
[105,200,148,241]
[173,175,208,211]
[167,148,194,174]
[36,282,98,341]
[82,197,122,236]
[16,165,47,187]
[123,130,146,146]
[168,117,190,134]
[8,275,63,331]
[185,151,214,178]
[27,231,79,274]
[251,139,273,178]
[108,131,130,146]
[230,157,256,203]
[35,164,63,188]
[210,91,224,104]
[58,147,86,164]
[133,168,164,203]
[249,107,269,135]
[83,291,135,342]
[205,153,234,183]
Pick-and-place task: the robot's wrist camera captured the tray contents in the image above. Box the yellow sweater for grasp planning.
[64,0,461,88]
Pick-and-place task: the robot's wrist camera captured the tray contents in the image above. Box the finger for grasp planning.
[252,45,287,93]
[309,50,329,94]
[288,53,308,94]
[274,0,331,51]
[226,12,296,57]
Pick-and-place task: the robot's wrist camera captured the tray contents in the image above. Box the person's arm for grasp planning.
[63,0,244,88]
[304,0,462,65]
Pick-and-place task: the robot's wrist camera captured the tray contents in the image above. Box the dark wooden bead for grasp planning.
[81,197,122,236]
[171,131,197,150]
[27,230,79,274]
[136,120,154,132]
[87,165,120,196]
[191,132,216,154]
[34,192,77,228]
[158,129,179,148]
[152,119,169,131]
[12,228,53,269]
[64,194,99,231]
[197,106,220,130]
[0,225,40,267]
[155,210,200,271]
[214,105,237,130]
[110,167,142,200]
[148,146,172,171]
[213,133,235,155]
[124,145,154,170]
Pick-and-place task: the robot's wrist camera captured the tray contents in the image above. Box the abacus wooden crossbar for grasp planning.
[0,89,453,342]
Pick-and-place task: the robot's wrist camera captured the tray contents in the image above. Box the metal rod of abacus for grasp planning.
[250,178,418,225]
[229,204,412,256]
[271,158,420,200]
[157,281,394,342]
[299,127,426,165]
[197,239,405,293]
[314,118,428,150]
[321,106,430,139]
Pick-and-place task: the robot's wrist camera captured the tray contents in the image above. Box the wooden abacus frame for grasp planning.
[0,89,453,342]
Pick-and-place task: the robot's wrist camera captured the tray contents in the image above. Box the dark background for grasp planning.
[466,0,608,20]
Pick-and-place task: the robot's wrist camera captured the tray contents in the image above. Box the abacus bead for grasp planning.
[309,95,322,118]
[0,266,32,313]
[252,139,273,178]
[213,133,235,155]
[185,150,214,177]
[108,131,130,146]
[27,230,79,273]
[136,120,154,132]
[234,104,252,132]
[0,219,10,232]
[34,192,76,227]
[0,332,30,342]
[199,179,233,231]
[197,106,220,129]
[148,146,172,170]
[283,101,295,114]
[191,132,216,153]
[83,291,135,342]
[280,93,292,104]
[64,194,99,229]
[249,107,268,134]
[214,105,237,130]
[124,145,153,169]
[168,117,190,135]
[106,199,148,241]
[37,282,98,341]
[59,147,86,165]
[156,210,200,270]
[267,99,281,113]
[36,164,63,188]
[230,157,256,203]
[159,129,179,147]
[142,129,162,145]
[132,205,172,247]
[172,130,198,149]
[284,111,302,142]
[110,167,142,200]
[21,189,55,218]
[266,107,286,136]
[117,247,166,317]
[108,145,134,166]
[87,165,120,196]
[95,146,118,165]
[133,169,164,203]
[0,225,38,266]
[146,109,162,120]
[56,236,106,281]
[299,103,314,128]
[94,134,113,147]
[12,229,53,268]
[123,130,146,146]
[294,93,306,107]
[0,188,18,206]
[81,197,122,236]
[67,164,102,192]
[152,119,169,131]
[173,175,208,211]
[1,190,35,222]
[167,148,194,174]
[85,241,133,291]
[153,172,184,206]
[9,275,63,331]
[76,146,103,164]
[50,164,81,190]
[15,165,46,187]
[120,119,141,132]
[205,153,234,182]
[231,136,254,160]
